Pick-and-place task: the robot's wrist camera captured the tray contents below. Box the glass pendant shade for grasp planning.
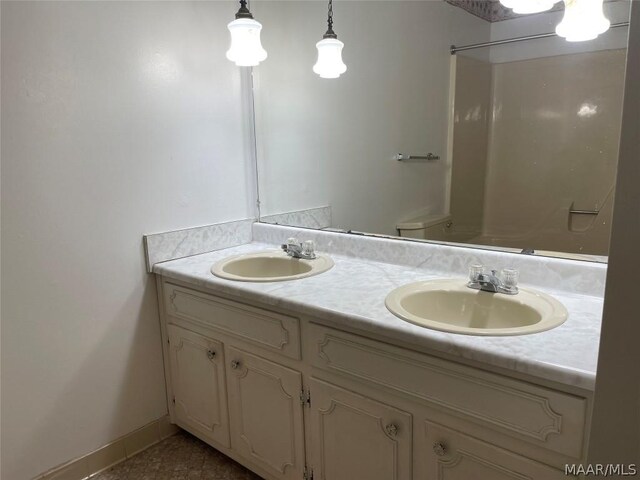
[313,38,347,79]
[226,18,267,67]
[500,0,559,14]
[556,0,610,42]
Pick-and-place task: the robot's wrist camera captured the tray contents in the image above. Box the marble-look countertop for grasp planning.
[153,242,602,391]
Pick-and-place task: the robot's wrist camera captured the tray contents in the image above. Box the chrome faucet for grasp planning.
[467,265,519,295]
[281,237,317,260]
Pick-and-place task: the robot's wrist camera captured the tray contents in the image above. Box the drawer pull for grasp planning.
[231,360,241,370]
[206,349,216,360]
[433,441,447,456]
[385,423,399,437]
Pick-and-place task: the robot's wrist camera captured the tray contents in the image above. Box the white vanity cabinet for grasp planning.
[423,422,569,480]
[306,324,588,464]
[161,279,307,480]
[167,324,230,448]
[308,378,413,480]
[225,346,306,480]
[157,277,590,480]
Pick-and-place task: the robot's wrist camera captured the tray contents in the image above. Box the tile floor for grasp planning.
[92,430,263,480]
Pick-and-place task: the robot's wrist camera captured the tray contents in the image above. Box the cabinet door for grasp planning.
[309,378,413,480]
[168,324,230,448]
[424,421,569,479]
[226,346,305,480]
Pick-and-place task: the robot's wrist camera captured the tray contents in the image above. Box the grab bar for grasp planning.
[394,153,440,161]
[569,209,599,215]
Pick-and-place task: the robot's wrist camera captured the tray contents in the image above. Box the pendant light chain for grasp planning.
[324,0,337,39]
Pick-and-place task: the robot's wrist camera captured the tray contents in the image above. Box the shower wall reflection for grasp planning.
[446,49,626,256]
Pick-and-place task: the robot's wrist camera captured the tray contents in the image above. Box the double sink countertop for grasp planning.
[153,238,603,392]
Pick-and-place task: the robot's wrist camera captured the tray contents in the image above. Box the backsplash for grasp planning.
[253,222,607,298]
[259,206,331,230]
[143,219,253,272]
[143,206,334,272]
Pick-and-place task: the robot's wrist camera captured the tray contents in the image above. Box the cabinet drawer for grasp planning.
[164,283,301,359]
[424,421,568,479]
[308,324,586,459]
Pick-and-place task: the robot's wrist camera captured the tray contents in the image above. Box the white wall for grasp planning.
[0,2,254,479]
[489,0,632,63]
[253,1,490,235]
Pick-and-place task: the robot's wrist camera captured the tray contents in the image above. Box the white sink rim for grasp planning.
[211,250,334,282]
[385,279,568,336]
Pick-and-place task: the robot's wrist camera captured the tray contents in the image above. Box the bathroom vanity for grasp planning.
[149,2,626,476]
[151,225,603,480]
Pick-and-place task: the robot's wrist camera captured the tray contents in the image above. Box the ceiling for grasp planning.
[444,0,563,22]
[446,0,620,23]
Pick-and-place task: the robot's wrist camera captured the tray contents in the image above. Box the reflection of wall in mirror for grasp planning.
[448,55,492,243]
[252,1,491,236]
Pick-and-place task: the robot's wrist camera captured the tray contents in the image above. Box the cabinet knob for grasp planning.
[231,360,241,370]
[206,349,216,360]
[433,442,447,457]
[384,423,398,437]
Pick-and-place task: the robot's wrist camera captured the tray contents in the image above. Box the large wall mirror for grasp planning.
[251,0,631,262]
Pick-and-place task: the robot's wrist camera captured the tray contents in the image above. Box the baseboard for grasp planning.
[33,415,180,480]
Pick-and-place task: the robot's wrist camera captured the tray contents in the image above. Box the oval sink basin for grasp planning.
[211,250,334,282]
[385,279,568,336]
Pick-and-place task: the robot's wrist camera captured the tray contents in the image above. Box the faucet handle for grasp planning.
[302,240,315,257]
[501,268,519,289]
[286,237,300,246]
[468,264,484,283]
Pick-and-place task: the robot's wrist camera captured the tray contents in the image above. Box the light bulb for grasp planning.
[313,38,347,79]
[500,0,559,14]
[226,18,267,67]
[556,0,610,42]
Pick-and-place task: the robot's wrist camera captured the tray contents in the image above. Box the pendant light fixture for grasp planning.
[500,0,560,14]
[226,0,267,67]
[313,0,347,79]
[556,0,610,42]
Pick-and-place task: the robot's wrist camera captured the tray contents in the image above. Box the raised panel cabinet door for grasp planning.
[309,378,413,480]
[424,421,569,479]
[226,346,305,480]
[168,324,230,448]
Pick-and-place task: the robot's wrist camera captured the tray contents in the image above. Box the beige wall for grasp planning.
[482,49,626,255]
[0,2,255,479]
[449,54,492,241]
[450,48,626,256]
